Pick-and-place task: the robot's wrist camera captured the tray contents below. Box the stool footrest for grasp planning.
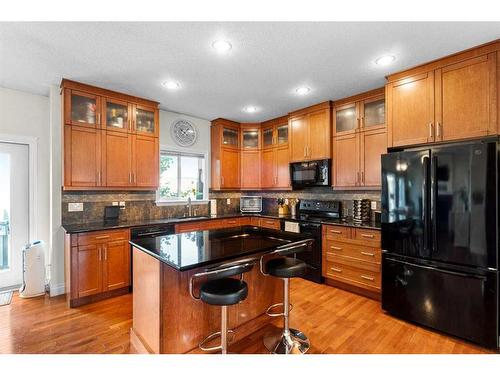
[265,302,293,317]
[199,330,235,352]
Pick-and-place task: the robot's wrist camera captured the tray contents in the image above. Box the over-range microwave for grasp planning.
[290,159,330,189]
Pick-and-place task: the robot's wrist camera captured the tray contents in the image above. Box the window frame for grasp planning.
[156,149,209,205]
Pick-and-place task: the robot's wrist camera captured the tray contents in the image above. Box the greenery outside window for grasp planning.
[157,151,207,203]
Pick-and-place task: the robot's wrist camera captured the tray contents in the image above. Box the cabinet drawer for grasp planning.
[353,228,381,245]
[176,220,212,233]
[325,252,380,272]
[323,225,351,241]
[260,218,281,230]
[324,240,381,264]
[77,229,129,246]
[325,261,380,290]
[250,217,261,226]
[223,218,245,227]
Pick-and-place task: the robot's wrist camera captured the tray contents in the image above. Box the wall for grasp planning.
[0,86,50,278]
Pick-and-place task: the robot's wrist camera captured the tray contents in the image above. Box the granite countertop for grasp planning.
[129,226,312,271]
[62,212,381,234]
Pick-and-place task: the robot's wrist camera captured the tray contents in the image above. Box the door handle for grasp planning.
[330,267,342,273]
[361,251,375,257]
[360,275,374,281]
[98,247,102,261]
[330,230,342,234]
[104,246,107,260]
[436,122,442,139]
[331,246,342,251]
[95,235,110,240]
[361,233,375,239]
[361,171,364,184]
[429,122,434,140]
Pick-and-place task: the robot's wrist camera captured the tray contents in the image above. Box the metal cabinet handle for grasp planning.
[221,176,225,186]
[331,267,342,273]
[361,251,375,257]
[429,122,434,140]
[97,113,101,125]
[95,235,110,240]
[330,229,342,234]
[331,246,343,251]
[361,275,374,281]
[357,172,360,186]
[129,172,132,184]
[361,234,375,238]
[361,171,364,184]
[436,122,442,139]
[98,247,102,261]
[104,246,107,260]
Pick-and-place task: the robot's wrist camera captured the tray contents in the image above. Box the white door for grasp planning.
[0,142,29,289]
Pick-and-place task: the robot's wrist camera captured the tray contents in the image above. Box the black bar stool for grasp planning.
[189,259,254,354]
[260,238,313,354]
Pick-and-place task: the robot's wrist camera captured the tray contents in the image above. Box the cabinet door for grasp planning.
[275,146,290,188]
[334,103,358,135]
[436,53,497,142]
[221,148,240,188]
[102,131,132,187]
[276,124,289,146]
[387,72,435,147]
[262,126,274,149]
[241,129,260,149]
[133,104,158,137]
[261,148,275,188]
[132,135,159,188]
[308,109,331,160]
[64,125,102,188]
[75,244,102,298]
[241,150,261,189]
[333,133,359,188]
[222,127,240,148]
[361,96,385,129]
[103,97,131,133]
[64,89,101,128]
[102,240,130,291]
[289,116,308,162]
[360,128,387,187]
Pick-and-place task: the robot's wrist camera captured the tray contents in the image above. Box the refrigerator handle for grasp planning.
[422,156,430,252]
[431,155,438,254]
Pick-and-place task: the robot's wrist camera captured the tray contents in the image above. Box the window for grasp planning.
[157,151,207,203]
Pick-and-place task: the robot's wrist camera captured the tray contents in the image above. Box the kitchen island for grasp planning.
[129,225,312,354]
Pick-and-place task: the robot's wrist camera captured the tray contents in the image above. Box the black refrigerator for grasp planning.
[381,139,499,348]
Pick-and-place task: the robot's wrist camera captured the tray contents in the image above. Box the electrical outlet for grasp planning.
[119,201,126,209]
[68,203,83,212]
[226,198,231,205]
[371,201,377,210]
[112,201,119,206]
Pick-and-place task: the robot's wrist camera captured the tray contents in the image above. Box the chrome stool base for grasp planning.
[199,329,235,352]
[263,328,310,354]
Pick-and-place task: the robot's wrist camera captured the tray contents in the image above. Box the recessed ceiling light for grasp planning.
[243,106,258,113]
[295,86,311,95]
[212,40,232,53]
[162,81,180,90]
[375,55,396,66]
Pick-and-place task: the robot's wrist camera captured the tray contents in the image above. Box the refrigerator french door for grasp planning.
[381,140,499,348]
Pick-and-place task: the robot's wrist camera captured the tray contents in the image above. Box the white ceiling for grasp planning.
[0,22,499,122]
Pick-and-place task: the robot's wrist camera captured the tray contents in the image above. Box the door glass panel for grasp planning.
[135,108,155,134]
[106,101,128,130]
[263,128,273,147]
[364,99,385,127]
[242,130,259,148]
[0,153,9,271]
[222,128,239,147]
[335,105,357,133]
[71,94,96,124]
[277,125,288,144]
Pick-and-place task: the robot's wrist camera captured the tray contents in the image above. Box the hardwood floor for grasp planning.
[0,279,493,354]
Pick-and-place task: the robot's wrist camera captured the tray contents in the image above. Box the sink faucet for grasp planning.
[187,197,192,217]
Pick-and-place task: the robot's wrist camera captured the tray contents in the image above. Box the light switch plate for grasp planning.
[112,201,119,206]
[226,198,231,204]
[119,201,126,209]
[371,201,377,210]
[68,203,83,212]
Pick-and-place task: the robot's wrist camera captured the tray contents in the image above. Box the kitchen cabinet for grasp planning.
[332,89,386,189]
[66,229,131,307]
[386,42,499,148]
[211,119,241,190]
[322,225,381,298]
[241,150,261,189]
[289,102,332,162]
[61,79,159,190]
[260,116,290,189]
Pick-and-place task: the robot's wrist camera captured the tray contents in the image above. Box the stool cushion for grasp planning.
[266,257,306,278]
[200,278,248,306]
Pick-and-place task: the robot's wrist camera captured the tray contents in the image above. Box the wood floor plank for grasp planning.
[0,279,495,354]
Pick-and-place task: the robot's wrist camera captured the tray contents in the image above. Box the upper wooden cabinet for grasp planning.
[260,116,290,190]
[211,119,241,190]
[61,79,159,190]
[289,102,332,162]
[387,41,499,148]
[332,88,387,189]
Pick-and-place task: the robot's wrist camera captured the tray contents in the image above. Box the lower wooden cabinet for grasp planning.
[175,217,251,233]
[65,229,131,307]
[322,224,381,298]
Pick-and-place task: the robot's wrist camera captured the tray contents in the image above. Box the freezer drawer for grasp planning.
[382,255,498,348]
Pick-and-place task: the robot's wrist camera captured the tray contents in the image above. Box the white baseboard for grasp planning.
[49,283,66,297]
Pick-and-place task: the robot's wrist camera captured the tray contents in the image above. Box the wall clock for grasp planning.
[170,119,197,147]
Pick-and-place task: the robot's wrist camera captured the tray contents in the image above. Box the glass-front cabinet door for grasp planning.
[222,127,239,147]
[134,105,157,136]
[277,124,288,145]
[335,103,358,134]
[104,98,130,132]
[263,127,274,148]
[66,90,101,128]
[242,129,259,149]
[362,97,385,128]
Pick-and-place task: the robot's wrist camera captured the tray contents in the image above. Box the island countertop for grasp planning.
[129,225,312,271]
